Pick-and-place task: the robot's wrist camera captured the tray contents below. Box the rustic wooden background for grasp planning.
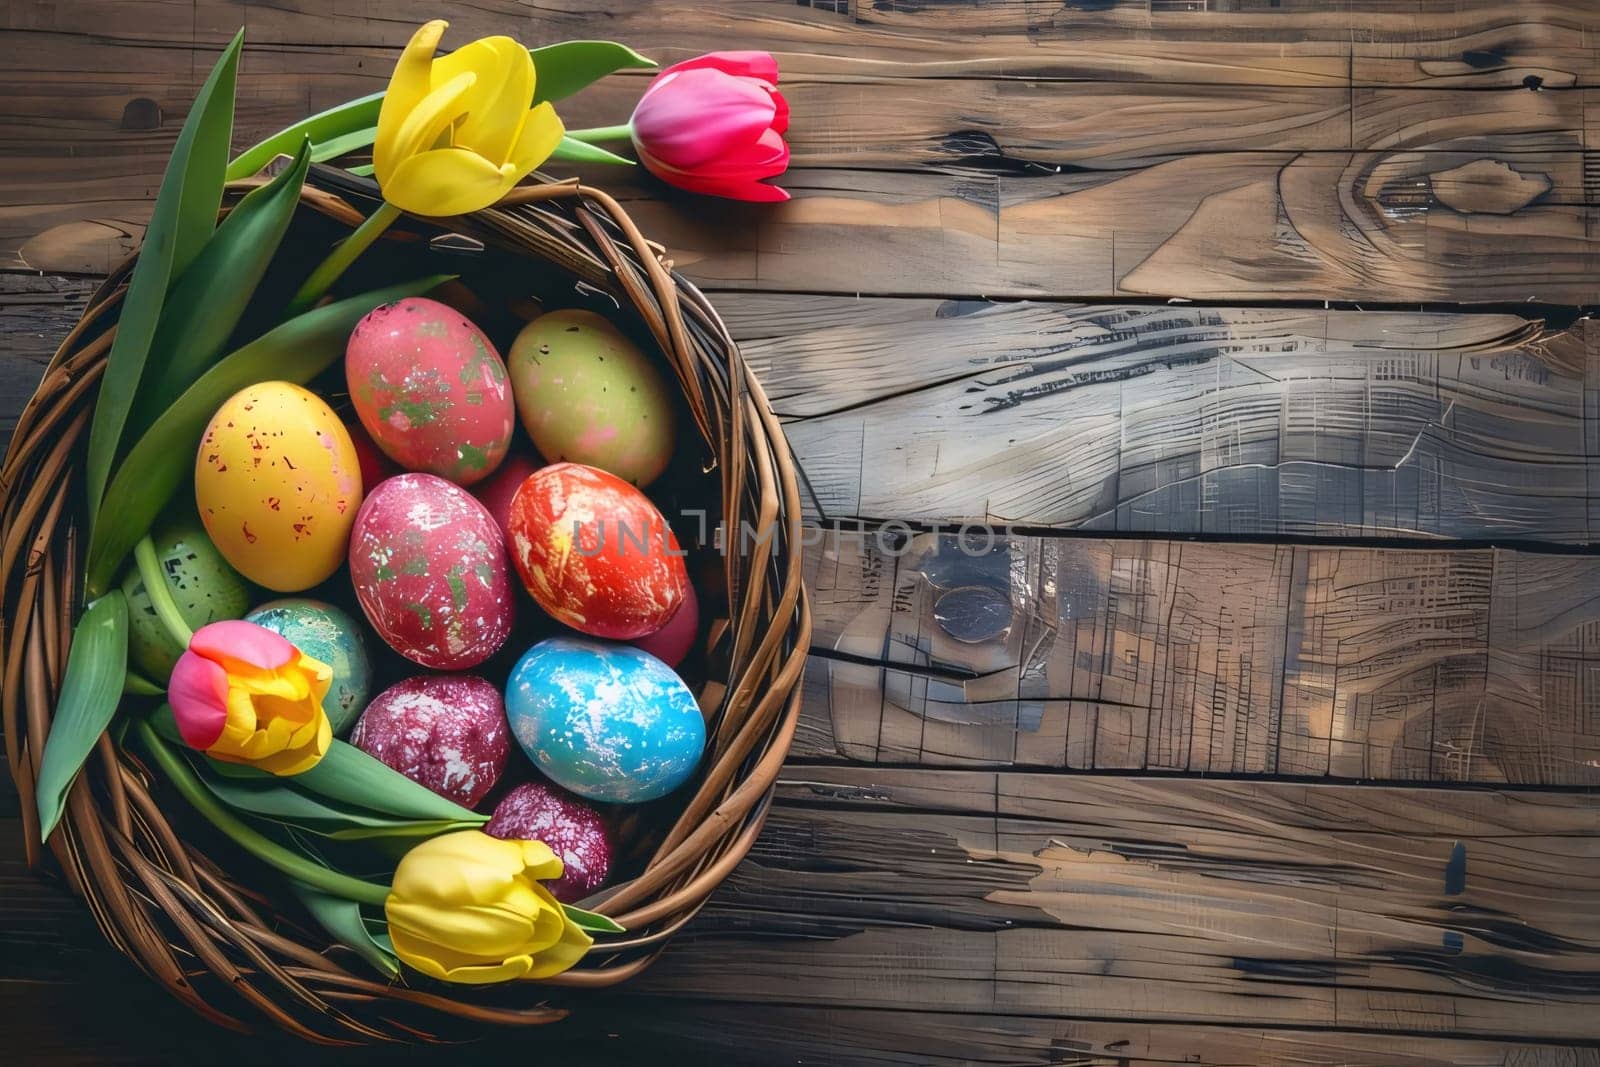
[4,1,1600,1064]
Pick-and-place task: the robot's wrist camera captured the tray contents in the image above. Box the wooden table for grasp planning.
[4,3,1600,1064]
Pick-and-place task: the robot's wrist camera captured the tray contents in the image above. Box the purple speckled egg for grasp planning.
[349,473,513,670]
[350,675,509,808]
[346,297,514,486]
[484,780,613,902]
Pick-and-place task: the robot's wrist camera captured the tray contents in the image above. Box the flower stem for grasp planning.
[288,199,402,316]
[565,124,633,144]
[135,719,392,906]
[133,535,193,648]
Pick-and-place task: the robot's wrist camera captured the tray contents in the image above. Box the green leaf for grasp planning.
[310,126,377,164]
[346,163,376,178]
[228,91,383,181]
[293,883,401,978]
[123,138,313,447]
[86,275,451,595]
[529,40,655,105]
[562,903,625,934]
[35,593,129,840]
[552,136,635,167]
[186,739,484,825]
[84,30,242,531]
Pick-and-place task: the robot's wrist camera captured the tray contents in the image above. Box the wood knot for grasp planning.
[1428,160,1551,215]
[120,97,162,131]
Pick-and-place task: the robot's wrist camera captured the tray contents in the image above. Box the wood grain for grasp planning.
[801,528,1600,783]
[628,766,1600,1040]
[723,295,1600,542]
[6,3,1600,301]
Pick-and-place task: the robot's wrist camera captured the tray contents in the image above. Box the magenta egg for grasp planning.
[630,581,699,667]
[346,297,514,486]
[351,675,509,808]
[484,780,613,902]
[349,473,513,670]
[470,452,542,535]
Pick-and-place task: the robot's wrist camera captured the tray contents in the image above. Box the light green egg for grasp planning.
[245,598,372,736]
[122,517,252,683]
[508,309,677,487]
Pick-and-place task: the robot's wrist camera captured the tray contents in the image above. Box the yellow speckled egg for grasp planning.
[195,382,363,592]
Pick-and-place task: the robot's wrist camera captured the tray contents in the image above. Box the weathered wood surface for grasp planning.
[633,767,1600,1040]
[7,1,1600,301]
[726,295,1600,542]
[802,528,1600,783]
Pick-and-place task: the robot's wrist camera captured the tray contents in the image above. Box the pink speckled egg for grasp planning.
[630,580,698,667]
[484,780,613,902]
[349,474,513,669]
[505,463,690,640]
[470,452,542,535]
[350,675,508,808]
[346,297,514,486]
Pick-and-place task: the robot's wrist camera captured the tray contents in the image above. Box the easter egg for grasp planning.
[630,580,698,668]
[195,381,362,592]
[122,517,250,682]
[470,451,541,535]
[349,473,513,669]
[351,675,509,808]
[346,297,513,486]
[485,781,612,902]
[505,637,705,804]
[246,598,372,735]
[508,310,677,487]
[506,463,690,640]
[345,417,399,491]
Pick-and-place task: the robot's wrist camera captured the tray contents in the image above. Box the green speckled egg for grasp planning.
[122,518,251,682]
[245,598,373,736]
[508,309,677,487]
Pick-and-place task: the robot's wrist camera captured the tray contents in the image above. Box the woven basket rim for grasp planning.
[0,169,812,1043]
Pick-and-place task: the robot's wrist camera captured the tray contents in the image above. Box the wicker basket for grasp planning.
[0,169,811,1043]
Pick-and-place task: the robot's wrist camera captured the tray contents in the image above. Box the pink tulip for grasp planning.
[630,51,790,202]
[168,620,334,776]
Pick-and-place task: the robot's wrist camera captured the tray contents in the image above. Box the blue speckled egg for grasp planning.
[245,598,372,736]
[505,637,705,804]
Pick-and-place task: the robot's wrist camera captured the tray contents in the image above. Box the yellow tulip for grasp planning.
[385,830,593,984]
[374,19,565,216]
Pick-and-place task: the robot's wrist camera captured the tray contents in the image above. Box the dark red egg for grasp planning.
[471,452,542,535]
[350,675,509,808]
[505,462,689,640]
[630,580,698,667]
[484,780,613,902]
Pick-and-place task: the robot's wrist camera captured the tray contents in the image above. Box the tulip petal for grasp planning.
[632,69,776,172]
[659,50,779,85]
[247,712,330,776]
[523,916,594,979]
[503,102,565,183]
[375,19,449,182]
[382,146,516,216]
[431,36,533,166]
[190,620,294,673]
[389,926,536,984]
[168,651,230,749]
[519,839,565,883]
[384,70,479,179]
[768,86,790,136]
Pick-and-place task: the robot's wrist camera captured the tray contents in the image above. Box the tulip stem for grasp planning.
[135,719,393,907]
[565,124,633,144]
[288,199,403,316]
[133,535,193,648]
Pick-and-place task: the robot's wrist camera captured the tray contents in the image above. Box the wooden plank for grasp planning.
[800,528,1600,783]
[5,6,1600,302]
[629,766,1600,1041]
[724,296,1598,543]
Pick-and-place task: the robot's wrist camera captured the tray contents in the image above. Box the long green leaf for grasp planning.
[86,275,451,595]
[35,593,129,840]
[529,40,655,104]
[84,31,242,530]
[228,92,382,181]
[562,903,625,934]
[293,884,400,978]
[123,138,313,447]
[310,126,377,164]
[552,136,635,166]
